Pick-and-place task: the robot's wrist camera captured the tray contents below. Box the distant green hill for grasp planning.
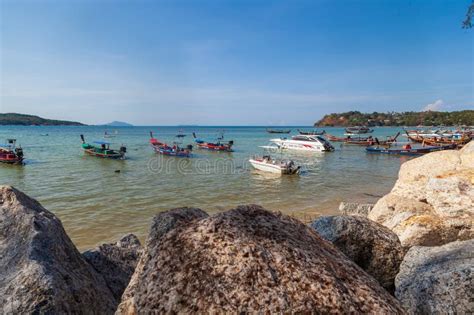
[315,110,474,127]
[0,113,85,126]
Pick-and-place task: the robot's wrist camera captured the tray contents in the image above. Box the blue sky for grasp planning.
[1,0,473,125]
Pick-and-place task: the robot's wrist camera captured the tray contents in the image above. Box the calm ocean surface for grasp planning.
[0,126,411,250]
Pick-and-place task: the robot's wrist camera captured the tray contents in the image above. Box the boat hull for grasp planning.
[366,144,456,155]
[84,149,125,159]
[152,146,191,157]
[270,139,333,152]
[0,152,23,164]
[249,159,299,175]
[196,143,233,152]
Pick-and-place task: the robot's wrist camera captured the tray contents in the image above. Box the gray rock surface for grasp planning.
[83,234,142,302]
[118,207,209,313]
[0,186,116,314]
[369,141,474,247]
[338,202,374,217]
[395,239,474,314]
[311,215,405,292]
[117,205,404,314]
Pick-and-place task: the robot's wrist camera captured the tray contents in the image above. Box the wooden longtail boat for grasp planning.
[297,129,325,135]
[266,128,291,134]
[345,126,374,134]
[192,132,234,152]
[325,134,364,142]
[405,131,471,147]
[149,132,192,157]
[80,135,126,159]
[0,139,24,164]
[326,132,400,146]
[366,143,456,155]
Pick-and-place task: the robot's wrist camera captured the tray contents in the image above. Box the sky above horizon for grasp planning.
[1,0,473,126]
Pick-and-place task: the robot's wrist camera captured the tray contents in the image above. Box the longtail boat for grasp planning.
[149,132,192,157]
[192,132,234,152]
[366,143,456,156]
[80,135,126,159]
[325,132,400,146]
[297,129,325,135]
[405,131,471,147]
[344,132,401,146]
[266,128,291,134]
[345,126,374,134]
[0,139,24,164]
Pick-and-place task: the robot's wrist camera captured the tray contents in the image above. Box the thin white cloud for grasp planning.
[423,99,444,111]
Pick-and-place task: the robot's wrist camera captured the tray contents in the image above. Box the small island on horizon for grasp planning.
[99,121,134,127]
[0,113,85,126]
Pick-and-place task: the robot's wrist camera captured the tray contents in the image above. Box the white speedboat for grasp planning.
[249,156,300,175]
[270,135,334,152]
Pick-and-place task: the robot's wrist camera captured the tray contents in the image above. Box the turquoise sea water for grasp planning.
[0,126,411,250]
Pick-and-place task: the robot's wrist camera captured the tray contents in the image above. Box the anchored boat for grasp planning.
[266,128,291,134]
[80,135,126,159]
[0,139,24,164]
[192,132,234,152]
[366,143,456,156]
[149,132,192,157]
[270,135,334,152]
[405,131,471,148]
[249,155,300,175]
[297,129,326,135]
[345,126,374,135]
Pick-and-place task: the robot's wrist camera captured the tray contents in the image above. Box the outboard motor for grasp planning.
[15,147,23,159]
[80,134,85,143]
[229,140,234,145]
[186,144,193,151]
[119,145,127,154]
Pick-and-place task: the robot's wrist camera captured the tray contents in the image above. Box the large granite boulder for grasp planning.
[0,186,116,314]
[83,234,142,302]
[117,205,404,314]
[117,207,210,314]
[395,239,474,314]
[311,215,405,293]
[368,141,474,248]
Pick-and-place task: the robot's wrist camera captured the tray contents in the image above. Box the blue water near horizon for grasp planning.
[0,125,409,250]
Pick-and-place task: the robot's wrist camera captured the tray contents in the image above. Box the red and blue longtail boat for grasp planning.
[149,132,192,157]
[192,132,234,152]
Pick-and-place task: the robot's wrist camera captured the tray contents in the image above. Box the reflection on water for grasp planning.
[0,126,408,250]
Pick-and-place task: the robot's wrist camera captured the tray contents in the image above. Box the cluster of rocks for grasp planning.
[0,142,472,313]
[312,141,473,313]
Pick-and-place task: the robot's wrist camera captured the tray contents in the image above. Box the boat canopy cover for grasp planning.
[93,141,111,145]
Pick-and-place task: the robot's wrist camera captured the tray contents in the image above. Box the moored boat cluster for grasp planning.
[3,127,473,179]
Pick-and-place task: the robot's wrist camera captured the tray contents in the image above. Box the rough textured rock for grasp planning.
[0,186,116,314]
[311,215,405,293]
[395,239,474,314]
[118,207,209,314]
[369,141,474,247]
[339,202,374,217]
[117,205,404,314]
[83,234,142,302]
